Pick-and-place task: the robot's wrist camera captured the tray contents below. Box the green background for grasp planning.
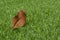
[0,0,60,40]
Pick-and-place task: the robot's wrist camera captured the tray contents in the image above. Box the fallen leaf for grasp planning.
[12,10,26,29]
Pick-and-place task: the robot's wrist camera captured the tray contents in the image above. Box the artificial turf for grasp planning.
[0,0,60,40]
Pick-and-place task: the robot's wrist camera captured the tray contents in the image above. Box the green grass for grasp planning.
[0,0,60,40]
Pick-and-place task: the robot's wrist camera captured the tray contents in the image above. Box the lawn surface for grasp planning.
[0,0,60,40]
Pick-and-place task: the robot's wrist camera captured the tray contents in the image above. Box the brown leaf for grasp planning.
[12,10,26,29]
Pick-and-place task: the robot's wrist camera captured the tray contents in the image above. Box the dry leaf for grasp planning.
[12,10,26,29]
